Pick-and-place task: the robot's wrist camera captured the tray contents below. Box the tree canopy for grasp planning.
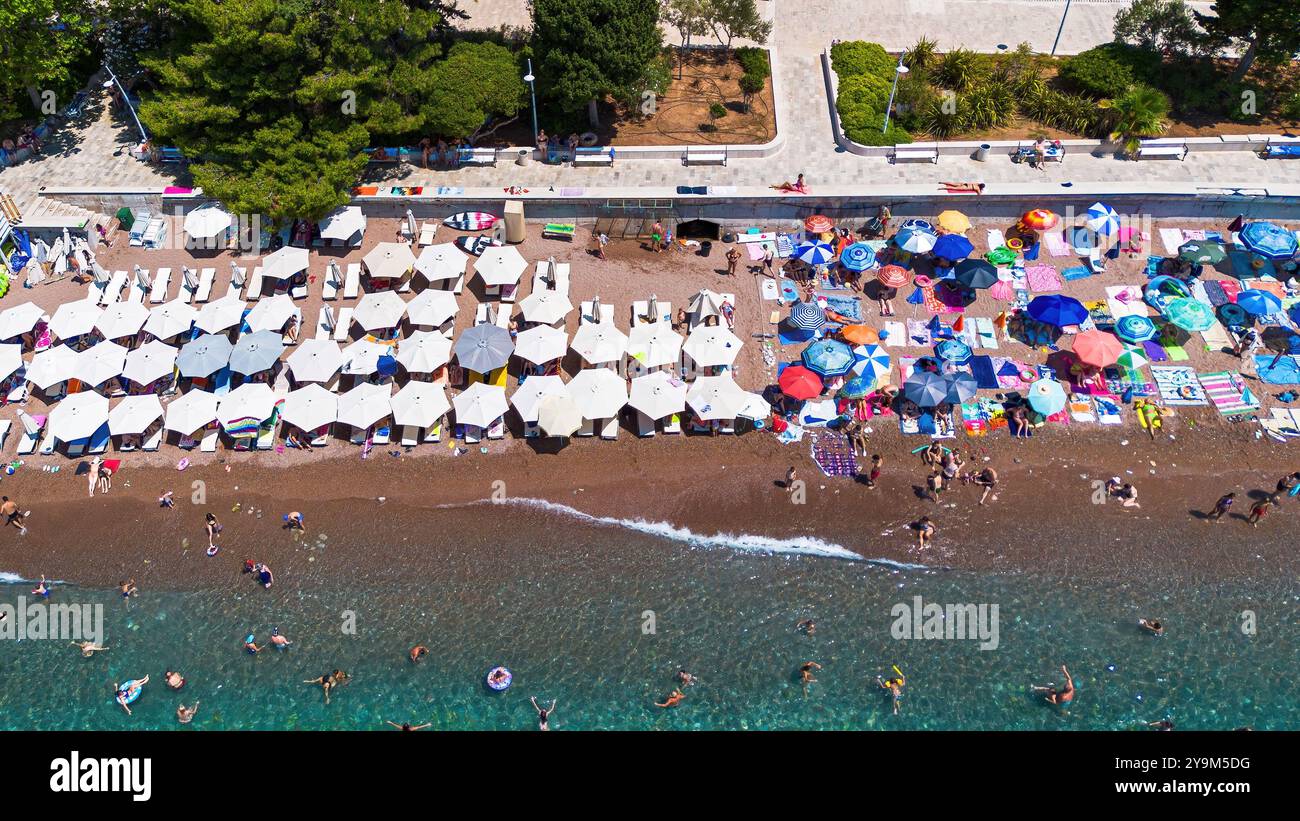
[1196,0,1300,78]
[421,41,525,142]
[0,0,95,122]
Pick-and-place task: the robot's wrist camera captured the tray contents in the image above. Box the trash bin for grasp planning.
[974,144,991,162]
[516,149,531,166]
[699,240,713,257]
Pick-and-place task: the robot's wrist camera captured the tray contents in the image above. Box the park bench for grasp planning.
[684,146,728,166]
[1136,139,1188,161]
[458,147,498,166]
[890,143,938,164]
[573,146,615,166]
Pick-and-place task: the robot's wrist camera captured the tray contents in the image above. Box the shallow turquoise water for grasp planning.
[1,506,1296,730]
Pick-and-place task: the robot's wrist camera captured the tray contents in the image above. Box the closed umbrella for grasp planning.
[804,215,835,234]
[75,341,128,386]
[1019,209,1059,231]
[778,365,824,400]
[894,225,937,254]
[195,296,247,334]
[455,324,514,373]
[1178,240,1226,266]
[794,241,834,266]
[50,301,102,339]
[514,324,568,365]
[144,299,198,340]
[687,374,750,420]
[801,338,855,377]
[246,294,296,334]
[937,210,971,233]
[568,368,628,419]
[518,289,574,325]
[787,302,826,332]
[391,381,451,428]
[953,258,998,289]
[875,265,909,289]
[537,395,583,437]
[229,330,284,375]
[1027,378,1067,416]
[453,383,508,428]
[287,339,344,383]
[413,243,468,283]
[1165,298,1216,332]
[628,323,683,369]
[177,334,232,378]
[510,374,569,423]
[96,301,149,340]
[1027,295,1088,327]
[1237,289,1282,316]
[341,338,392,375]
[1239,222,1298,260]
[394,331,452,373]
[404,288,458,328]
[318,206,366,242]
[1072,329,1123,367]
[0,302,47,341]
[475,246,527,286]
[932,233,974,261]
[903,371,947,407]
[840,243,876,272]
[184,204,233,239]
[108,394,163,436]
[946,372,979,403]
[165,389,219,434]
[571,322,627,365]
[123,339,178,385]
[683,326,742,367]
[628,371,687,420]
[26,345,78,389]
[281,383,337,432]
[261,246,309,281]
[337,382,392,429]
[1085,202,1120,236]
[851,343,891,383]
[48,390,109,442]
[1114,315,1158,344]
[352,291,408,332]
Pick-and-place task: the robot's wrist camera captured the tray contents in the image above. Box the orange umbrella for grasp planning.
[804,215,835,234]
[876,265,909,289]
[937,210,971,233]
[1072,329,1123,367]
[839,324,880,345]
[1019,209,1059,231]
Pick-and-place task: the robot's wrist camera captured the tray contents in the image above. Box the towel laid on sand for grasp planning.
[1199,371,1259,416]
[1159,228,1185,255]
[1255,354,1300,384]
[1106,285,1148,318]
[883,321,907,347]
[1151,365,1207,404]
[1094,393,1123,424]
[1043,232,1070,257]
[1026,264,1063,292]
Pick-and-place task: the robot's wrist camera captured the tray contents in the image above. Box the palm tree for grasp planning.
[1101,86,1171,158]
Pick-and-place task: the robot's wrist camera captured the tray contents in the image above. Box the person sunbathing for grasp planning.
[940,181,985,194]
[771,174,808,194]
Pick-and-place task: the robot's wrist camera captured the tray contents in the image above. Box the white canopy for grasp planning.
[217,382,279,426]
[513,324,568,365]
[318,206,366,241]
[246,294,297,334]
[286,339,343,383]
[571,322,628,365]
[261,246,310,281]
[341,338,393,375]
[122,339,178,385]
[26,345,78,389]
[74,341,128,386]
[536,395,583,437]
[474,246,527,286]
[353,290,408,331]
[688,288,726,320]
[363,242,416,280]
[108,394,164,435]
[510,374,569,423]
[0,343,23,381]
[337,381,393,429]
[404,288,459,328]
[165,389,220,434]
[144,299,198,340]
[95,301,150,340]
[195,296,248,334]
[629,323,685,369]
[517,289,573,325]
[48,390,109,442]
[629,371,688,420]
[687,374,751,420]
[280,383,338,432]
[49,300,102,339]
[390,380,451,428]
[683,326,743,367]
[0,302,47,341]
[394,330,452,373]
[567,367,628,420]
[184,203,234,239]
[452,382,508,428]
[413,243,468,283]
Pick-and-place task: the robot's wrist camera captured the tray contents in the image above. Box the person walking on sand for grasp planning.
[1,496,28,535]
[650,222,664,253]
[913,516,935,548]
[925,470,944,502]
[865,454,883,490]
[1247,498,1270,527]
[762,246,776,277]
[726,246,741,276]
[177,702,200,724]
[1033,665,1075,706]
[1207,492,1234,522]
[530,697,557,731]
[974,468,999,505]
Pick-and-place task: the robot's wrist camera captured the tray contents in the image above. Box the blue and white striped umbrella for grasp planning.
[840,242,876,272]
[899,219,934,233]
[851,343,891,383]
[1085,202,1121,236]
[1114,314,1157,344]
[895,225,938,254]
[788,302,827,331]
[795,241,835,266]
[1239,222,1299,260]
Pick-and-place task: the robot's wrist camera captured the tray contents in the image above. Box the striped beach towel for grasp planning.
[1198,371,1259,416]
[1151,365,1207,405]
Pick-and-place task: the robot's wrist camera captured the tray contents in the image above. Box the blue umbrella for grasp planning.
[1085,202,1120,236]
[895,226,937,254]
[1027,295,1088,327]
[840,242,876,272]
[839,374,874,398]
[788,302,826,332]
[377,353,399,377]
[1239,222,1298,260]
[899,219,934,233]
[851,343,891,382]
[1237,289,1282,316]
[903,371,947,408]
[1114,314,1157,344]
[801,338,856,378]
[935,338,972,362]
[1027,378,1067,416]
[932,233,974,261]
[946,372,979,403]
[795,241,835,266]
[177,333,233,378]
[228,330,285,375]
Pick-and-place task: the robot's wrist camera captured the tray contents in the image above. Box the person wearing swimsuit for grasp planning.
[531,697,557,731]
[1033,665,1075,705]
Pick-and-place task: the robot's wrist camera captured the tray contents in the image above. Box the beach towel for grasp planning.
[1159,228,1185,255]
[1218,279,1241,303]
[1157,325,1190,361]
[1255,354,1300,384]
[1093,393,1123,425]
[884,321,907,347]
[1141,339,1169,362]
[821,294,863,322]
[1062,266,1091,282]
[1248,279,1286,302]
[1202,280,1229,307]
[1023,242,1040,262]
[1106,285,1148,319]
[777,423,805,444]
[1200,321,1234,354]
[959,401,989,436]
[760,278,779,300]
[986,230,1006,252]
[778,327,816,346]
[900,414,921,435]
[1198,371,1260,416]
[800,399,840,427]
[1151,365,1207,405]
[1084,300,1114,329]
[1025,264,1063,293]
[746,243,766,262]
[970,355,998,389]
[778,279,800,303]
[905,319,932,346]
[1184,229,1206,242]
[1068,393,1096,422]
[974,317,999,350]
[810,430,857,477]
[897,356,918,382]
[1043,232,1070,257]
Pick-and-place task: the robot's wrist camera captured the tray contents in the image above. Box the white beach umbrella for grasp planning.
[145,299,198,340]
[341,338,393,375]
[683,326,743,367]
[394,330,452,373]
[261,246,310,281]
[513,324,568,365]
[518,289,573,326]
[195,296,248,334]
[246,294,296,334]
[687,289,726,320]
[217,382,279,427]
[0,344,22,381]
[286,339,343,383]
[474,246,527,287]
[17,408,42,437]
[95,301,150,341]
[165,389,219,434]
[629,371,688,420]
[537,395,583,437]
[184,203,233,239]
[50,301,103,340]
[108,394,164,435]
[510,374,569,423]
[26,345,78,389]
[567,367,628,420]
[405,288,459,328]
[414,243,468,283]
[318,206,366,242]
[390,380,451,428]
[628,323,684,369]
[453,382,508,428]
[337,382,392,429]
[737,391,771,421]
[0,302,47,341]
[48,390,109,442]
[571,323,628,365]
[280,383,338,432]
[353,290,408,332]
[687,374,750,421]
[122,339,178,386]
[363,242,416,280]
[229,330,285,375]
[74,341,128,386]
[176,334,233,378]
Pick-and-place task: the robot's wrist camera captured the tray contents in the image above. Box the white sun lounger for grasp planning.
[463,424,481,443]
[663,413,681,434]
[16,430,38,455]
[333,307,354,342]
[601,416,619,440]
[418,222,437,246]
[200,428,219,451]
[195,267,216,302]
[631,300,672,325]
[150,268,171,303]
[38,430,56,455]
[634,411,655,437]
[257,423,277,450]
[226,266,247,298]
[127,269,148,303]
[142,428,162,451]
[343,263,361,299]
[580,301,615,325]
[245,266,265,301]
[401,425,421,446]
[316,306,334,339]
[99,270,127,307]
[0,420,11,450]
[487,417,505,439]
[291,278,308,300]
[322,262,341,300]
[577,418,596,437]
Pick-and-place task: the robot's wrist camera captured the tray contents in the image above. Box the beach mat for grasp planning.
[1106,285,1148,318]
[1255,354,1300,384]
[1151,365,1207,405]
[970,355,999,389]
[1093,393,1123,424]
[1043,232,1070,257]
[1026,264,1062,293]
[883,321,907,347]
[810,430,857,477]
[760,278,779,300]
[1200,321,1234,353]
[975,317,998,350]
[1159,228,1185,255]
[1198,371,1259,416]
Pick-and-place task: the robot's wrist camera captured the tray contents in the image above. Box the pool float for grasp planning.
[116,679,145,705]
[485,666,512,691]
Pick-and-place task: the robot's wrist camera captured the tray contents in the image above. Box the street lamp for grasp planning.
[523,58,539,148]
[102,63,147,143]
[882,53,909,134]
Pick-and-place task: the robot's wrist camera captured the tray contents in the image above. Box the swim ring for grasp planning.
[117,679,145,704]
[485,666,512,691]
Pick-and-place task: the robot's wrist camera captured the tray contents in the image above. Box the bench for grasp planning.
[542,223,576,241]
[1014,140,1064,164]
[1261,137,1300,160]
[458,147,498,166]
[890,143,939,163]
[1136,139,1188,161]
[684,146,728,166]
[573,146,615,166]
[158,147,186,164]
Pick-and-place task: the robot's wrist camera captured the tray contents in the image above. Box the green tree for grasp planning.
[739,71,764,111]
[702,0,772,50]
[532,0,662,126]
[1196,0,1300,80]
[0,0,95,122]
[1101,85,1171,155]
[1113,0,1204,56]
[421,42,525,142]
[663,0,710,79]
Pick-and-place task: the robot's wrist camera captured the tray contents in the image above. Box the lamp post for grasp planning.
[103,63,147,143]
[524,58,539,148]
[882,53,909,134]
[1050,0,1073,57]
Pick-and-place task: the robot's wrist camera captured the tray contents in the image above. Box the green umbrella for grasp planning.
[1116,347,1148,371]
[985,246,1017,266]
[1164,298,1216,332]
[1178,240,1226,265]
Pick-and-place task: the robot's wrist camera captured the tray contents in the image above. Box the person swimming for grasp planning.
[1032,665,1075,705]
[71,641,109,657]
[530,696,557,731]
[304,670,350,705]
[1139,618,1164,636]
[409,645,429,663]
[115,676,149,715]
[677,669,697,687]
[270,627,291,649]
[244,634,262,654]
[799,661,822,685]
[655,689,685,708]
[165,670,185,690]
[796,619,816,636]
[177,701,200,724]
[877,665,906,715]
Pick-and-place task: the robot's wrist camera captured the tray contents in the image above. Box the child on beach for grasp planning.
[1207,492,1234,522]
[865,455,883,490]
[1247,499,1270,526]
[912,516,935,548]
[159,491,174,509]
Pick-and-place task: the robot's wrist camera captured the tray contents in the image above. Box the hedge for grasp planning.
[836,73,891,121]
[843,110,912,146]
[830,41,894,81]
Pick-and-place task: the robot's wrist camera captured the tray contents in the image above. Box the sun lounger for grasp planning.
[100,270,127,307]
[542,223,576,241]
[127,270,149,303]
[333,307,354,342]
[578,418,596,437]
[631,300,672,325]
[635,411,655,437]
[474,303,493,326]
[316,306,334,339]
[149,268,171,303]
[322,262,341,300]
[1261,137,1300,159]
[38,430,56,455]
[180,267,199,303]
[195,267,216,302]
[200,428,219,451]
[143,428,162,451]
[580,301,615,325]
[245,266,265,301]
[463,424,481,443]
[1137,138,1188,160]
[401,425,420,446]
[88,424,110,453]
[600,417,619,440]
[719,419,736,435]
[311,426,330,447]
[291,278,308,300]
[257,423,277,450]
[487,417,505,439]
[16,430,38,455]
[424,423,442,443]
[66,438,87,458]
[418,222,437,246]
[344,263,362,299]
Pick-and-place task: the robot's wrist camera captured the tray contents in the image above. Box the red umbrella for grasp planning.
[804,215,835,234]
[876,265,909,289]
[778,365,824,400]
[1019,209,1059,231]
[1071,329,1123,367]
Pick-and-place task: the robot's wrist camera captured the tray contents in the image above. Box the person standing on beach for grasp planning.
[88,456,100,497]
[205,513,222,549]
[726,246,741,276]
[1206,492,1234,522]
[650,222,663,253]
[1,496,28,535]
[974,468,998,505]
[925,470,944,502]
[530,697,557,731]
[784,466,797,492]
[1247,499,1270,527]
[865,454,883,490]
[762,247,776,277]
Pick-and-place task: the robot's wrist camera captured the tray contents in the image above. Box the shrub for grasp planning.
[843,110,912,146]
[836,72,892,118]
[831,41,895,80]
[709,102,728,120]
[993,43,1048,99]
[904,37,938,74]
[739,72,765,97]
[933,48,991,93]
[1021,88,1105,137]
[919,97,963,140]
[1281,91,1300,123]
[892,73,940,132]
[960,83,1017,132]
[1101,84,1171,154]
[1058,43,1162,98]
[736,46,770,80]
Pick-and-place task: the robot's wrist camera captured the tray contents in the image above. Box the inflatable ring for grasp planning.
[206,545,218,557]
[117,680,144,705]
[485,666,512,691]
[1006,237,1025,251]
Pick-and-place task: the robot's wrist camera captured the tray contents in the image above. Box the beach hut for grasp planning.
[514,324,568,366]
[393,331,452,374]
[628,324,684,370]
[286,339,344,384]
[453,382,508,429]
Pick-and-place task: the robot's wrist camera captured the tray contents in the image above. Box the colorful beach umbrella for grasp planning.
[1085,202,1120,236]
[839,324,879,345]
[935,338,972,363]
[788,302,827,332]
[1237,289,1282,316]
[778,365,824,400]
[1116,347,1148,371]
[946,372,979,403]
[838,374,874,399]
[1178,240,1226,266]
[794,241,834,266]
[875,265,909,289]
[932,233,974,261]
[894,225,937,254]
[1027,378,1067,416]
[936,210,970,234]
[1239,222,1298,260]
[839,242,876,272]
[800,338,856,378]
[903,371,947,408]
[851,343,891,383]
[953,258,997,289]
[1114,314,1158,344]
[1019,209,1059,232]
[985,246,1017,266]
[804,214,835,234]
[1027,295,1088,327]
[1071,329,1123,367]
[1164,298,1216,332]
[899,219,934,233]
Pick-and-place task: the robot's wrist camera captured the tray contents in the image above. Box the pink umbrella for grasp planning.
[1072,329,1123,367]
